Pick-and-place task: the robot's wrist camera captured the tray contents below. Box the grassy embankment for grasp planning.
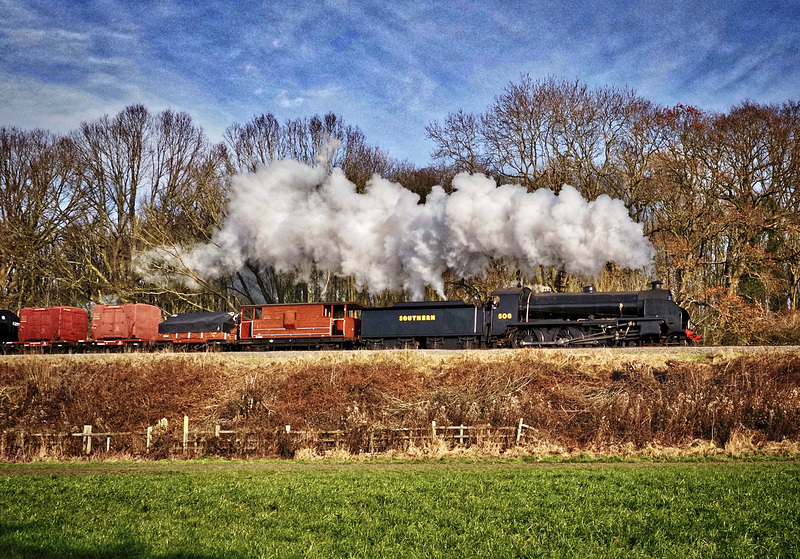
[2,348,800,459]
[1,459,798,558]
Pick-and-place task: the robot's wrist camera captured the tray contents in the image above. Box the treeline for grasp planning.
[2,76,799,344]
[0,107,444,311]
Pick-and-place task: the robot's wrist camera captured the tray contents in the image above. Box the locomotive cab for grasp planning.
[488,288,530,340]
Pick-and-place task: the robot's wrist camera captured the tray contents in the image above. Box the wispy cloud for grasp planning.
[1,0,798,165]
[275,90,305,109]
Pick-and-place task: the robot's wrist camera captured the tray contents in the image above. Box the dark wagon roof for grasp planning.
[158,312,237,334]
[365,300,476,310]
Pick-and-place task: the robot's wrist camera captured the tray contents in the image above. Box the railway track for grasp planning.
[179,345,800,360]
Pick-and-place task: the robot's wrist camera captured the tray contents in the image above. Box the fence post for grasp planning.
[83,424,92,455]
[16,430,25,455]
[369,430,375,454]
[183,415,189,454]
[516,418,525,443]
[431,420,436,439]
[146,426,153,451]
[285,425,291,433]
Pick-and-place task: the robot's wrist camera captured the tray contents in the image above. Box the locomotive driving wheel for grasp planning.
[554,326,583,347]
[511,328,545,348]
[665,333,689,346]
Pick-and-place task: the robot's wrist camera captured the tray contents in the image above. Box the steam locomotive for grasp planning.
[0,282,698,352]
[361,281,698,349]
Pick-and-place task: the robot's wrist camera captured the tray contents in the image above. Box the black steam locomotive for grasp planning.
[361,282,698,349]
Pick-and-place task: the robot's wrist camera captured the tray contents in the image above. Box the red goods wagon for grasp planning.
[18,306,89,344]
[238,302,363,349]
[91,303,162,344]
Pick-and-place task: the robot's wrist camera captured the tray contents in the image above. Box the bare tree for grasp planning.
[707,102,800,303]
[136,135,233,312]
[146,110,209,215]
[644,106,725,308]
[337,125,392,193]
[481,76,556,189]
[0,128,84,308]
[71,104,153,300]
[224,113,282,173]
[426,110,489,175]
[428,76,656,201]
[388,163,452,203]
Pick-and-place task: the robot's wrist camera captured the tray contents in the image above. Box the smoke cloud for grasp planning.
[141,150,654,299]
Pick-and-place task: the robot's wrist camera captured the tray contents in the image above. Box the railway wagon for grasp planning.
[158,311,238,348]
[90,303,162,348]
[237,302,363,350]
[17,306,89,348]
[361,300,486,349]
[0,310,20,343]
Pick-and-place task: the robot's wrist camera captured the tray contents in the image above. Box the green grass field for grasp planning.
[1,459,798,558]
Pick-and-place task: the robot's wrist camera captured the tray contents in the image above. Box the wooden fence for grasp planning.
[0,417,538,459]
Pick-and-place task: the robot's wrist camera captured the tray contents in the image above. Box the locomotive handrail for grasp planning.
[525,290,533,322]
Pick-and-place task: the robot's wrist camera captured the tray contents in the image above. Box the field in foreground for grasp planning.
[1,459,798,558]
[2,347,800,459]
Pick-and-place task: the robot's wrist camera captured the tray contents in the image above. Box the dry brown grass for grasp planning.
[2,348,799,460]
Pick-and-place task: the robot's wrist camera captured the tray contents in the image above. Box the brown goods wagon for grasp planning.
[18,306,89,343]
[91,303,162,341]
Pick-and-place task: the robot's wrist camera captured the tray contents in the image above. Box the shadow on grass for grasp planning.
[0,523,241,559]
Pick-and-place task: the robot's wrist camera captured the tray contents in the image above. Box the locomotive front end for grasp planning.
[489,282,698,347]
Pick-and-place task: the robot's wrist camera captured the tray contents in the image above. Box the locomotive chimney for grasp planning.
[583,286,596,293]
[650,280,663,290]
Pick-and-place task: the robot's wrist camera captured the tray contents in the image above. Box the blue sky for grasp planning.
[2,0,798,166]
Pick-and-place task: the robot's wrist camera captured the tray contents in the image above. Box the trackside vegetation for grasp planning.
[1,460,798,558]
[2,349,800,460]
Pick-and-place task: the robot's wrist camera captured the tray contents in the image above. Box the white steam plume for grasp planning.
[141,151,654,299]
